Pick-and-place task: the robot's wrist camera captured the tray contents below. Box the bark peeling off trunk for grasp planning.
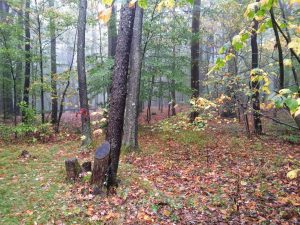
[106,3,135,186]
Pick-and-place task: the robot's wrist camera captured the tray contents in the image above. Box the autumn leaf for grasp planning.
[287,169,300,179]
[290,0,300,4]
[98,8,112,24]
[129,0,137,8]
[102,0,113,6]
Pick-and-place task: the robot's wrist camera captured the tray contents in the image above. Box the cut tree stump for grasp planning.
[91,141,110,194]
[82,161,92,172]
[65,158,82,181]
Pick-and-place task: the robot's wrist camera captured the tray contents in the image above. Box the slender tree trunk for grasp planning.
[77,0,92,146]
[23,0,31,111]
[251,1,262,135]
[278,0,299,86]
[35,0,45,123]
[49,0,58,127]
[57,32,77,131]
[107,4,117,98]
[106,3,135,186]
[191,0,201,98]
[270,7,284,90]
[123,5,143,150]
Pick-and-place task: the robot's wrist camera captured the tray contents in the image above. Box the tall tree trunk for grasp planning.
[57,32,77,131]
[278,0,299,86]
[191,0,201,98]
[123,5,143,150]
[23,0,31,112]
[251,1,262,135]
[106,3,135,186]
[50,0,58,126]
[107,5,117,98]
[77,0,92,146]
[16,9,23,115]
[35,0,45,123]
[270,7,284,90]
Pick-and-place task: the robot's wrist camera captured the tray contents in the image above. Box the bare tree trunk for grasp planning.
[270,7,284,90]
[49,0,58,127]
[191,0,201,98]
[23,0,31,115]
[57,32,77,131]
[106,3,135,186]
[251,1,262,135]
[35,0,45,123]
[107,4,117,98]
[123,5,143,150]
[278,0,299,86]
[77,0,92,146]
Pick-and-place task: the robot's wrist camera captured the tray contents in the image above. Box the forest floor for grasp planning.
[0,109,300,224]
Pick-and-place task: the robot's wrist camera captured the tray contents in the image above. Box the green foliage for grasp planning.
[19,101,36,125]
[273,87,300,114]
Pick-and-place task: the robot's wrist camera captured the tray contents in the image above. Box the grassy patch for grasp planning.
[0,141,83,224]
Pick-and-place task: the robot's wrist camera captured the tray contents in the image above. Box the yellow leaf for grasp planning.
[290,0,300,4]
[129,0,137,8]
[102,0,113,6]
[98,8,112,24]
[165,0,175,8]
[287,169,299,179]
[163,209,171,217]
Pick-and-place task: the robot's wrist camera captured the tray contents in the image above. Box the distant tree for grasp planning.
[77,0,92,146]
[49,0,58,127]
[23,0,31,115]
[251,0,262,134]
[191,0,200,98]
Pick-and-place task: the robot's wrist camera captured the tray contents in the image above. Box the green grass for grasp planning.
[0,142,81,224]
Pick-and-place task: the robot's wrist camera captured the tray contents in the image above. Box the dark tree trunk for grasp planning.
[123,5,143,150]
[35,0,45,123]
[108,5,117,59]
[278,0,299,86]
[106,3,135,186]
[50,0,58,126]
[270,7,284,90]
[191,0,201,98]
[23,0,31,111]
[251,1,262,135]
[107,5,117,98]
[77,0,92,146]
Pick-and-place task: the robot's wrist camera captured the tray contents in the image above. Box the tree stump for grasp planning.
[91,141,110,194]
[82,161,92,172]
[65,158,82,181]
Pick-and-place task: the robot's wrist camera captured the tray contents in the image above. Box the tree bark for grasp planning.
[251,1,262,135]
[123,5,143,150]
[50,0,58,126]
[106,3,135,186]
[77,0,92,146]
[270,7,284,90]
[35,0,45,123]
[191,0,201,98]
[65,158,82,181]
[91,141,110,193]
[23,0,31,112]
